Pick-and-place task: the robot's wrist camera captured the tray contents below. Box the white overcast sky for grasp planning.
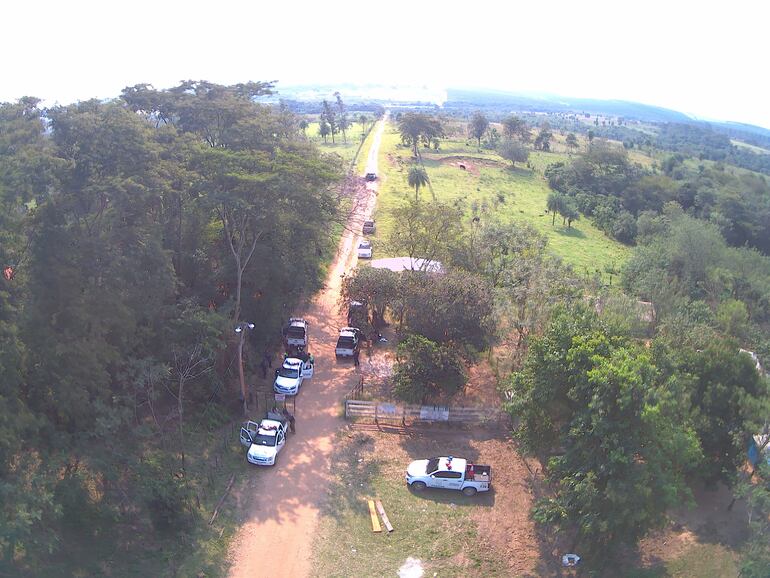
[3,0,768,128]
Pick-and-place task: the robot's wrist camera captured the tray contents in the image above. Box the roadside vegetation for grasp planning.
[341,107,770,575]
[0,83,352,576]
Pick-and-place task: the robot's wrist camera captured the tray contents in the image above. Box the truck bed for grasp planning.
[466,464,491,482]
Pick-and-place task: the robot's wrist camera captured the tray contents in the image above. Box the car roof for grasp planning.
[283,357,303,366]
[288,318,306,326]
[359,240,371,247]
[258,419,284,435]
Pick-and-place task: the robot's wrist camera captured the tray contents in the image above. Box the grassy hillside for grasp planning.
[372,123,630,278]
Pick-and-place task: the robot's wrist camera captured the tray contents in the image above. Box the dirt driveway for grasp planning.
[226,118,386,578]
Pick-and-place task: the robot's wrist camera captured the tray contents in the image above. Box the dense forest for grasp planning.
[0,81,345,574]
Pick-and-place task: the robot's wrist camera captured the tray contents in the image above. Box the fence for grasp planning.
[345,399,505,427]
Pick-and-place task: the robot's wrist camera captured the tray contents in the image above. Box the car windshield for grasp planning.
[278,367,299,378]
[426,458,440,474]
[252,434,277,446]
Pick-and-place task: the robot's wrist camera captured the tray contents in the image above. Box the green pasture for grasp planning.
[371,123,630,279]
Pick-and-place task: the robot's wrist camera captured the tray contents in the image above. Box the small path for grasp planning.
[226,117,387,578]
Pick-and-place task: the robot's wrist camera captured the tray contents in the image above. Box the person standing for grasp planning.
[353,348,360,368]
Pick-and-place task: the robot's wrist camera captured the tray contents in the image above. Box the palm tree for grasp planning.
[546,192,564,226]
[407,166,429,201]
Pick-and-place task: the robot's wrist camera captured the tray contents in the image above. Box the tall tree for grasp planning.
[565,132,578,154]
[397,112,445,159]
[469,111,489,150]
[502,115,529,142]
[321,100,337,144]
[334,92,349,143]
[534,123,553,151]
[407,166,430,201]
[386,198,463,270]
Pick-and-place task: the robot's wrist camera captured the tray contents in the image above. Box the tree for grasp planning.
[334,92,349,143]
[407,166,430,201]
[299,119,308,135]
[534,124,553,151]
[497,140,529,168]
[397,112,445,159]
[318,119,330,143]
[393,335,467,403]
[507,307,700,561]
[546,192,566,226]
[565,132,578,154]
[469,111,489,149]
[358,114,368,134]
[502,115,529,142]
[321,100,337,144]
[386,198,463,270]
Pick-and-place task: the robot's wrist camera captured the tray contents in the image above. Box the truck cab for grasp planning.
[405,456,491,496]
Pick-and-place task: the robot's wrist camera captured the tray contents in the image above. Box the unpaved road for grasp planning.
[227,117,386,578]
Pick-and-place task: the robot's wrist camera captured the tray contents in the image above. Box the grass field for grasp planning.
[311,432,506,578]
[371,123,630,278]
[304,115,376,166]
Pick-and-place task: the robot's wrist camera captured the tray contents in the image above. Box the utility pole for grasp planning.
[235,322,255,416]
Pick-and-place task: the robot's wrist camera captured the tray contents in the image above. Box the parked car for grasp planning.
[239,412,289,466]
[365,172,377,181]
[283,317,308,348]
[335,327,361,358]
[362,220,376,234]
[405,456,491,496]
[273,357,314,396]
[357,240,372,259]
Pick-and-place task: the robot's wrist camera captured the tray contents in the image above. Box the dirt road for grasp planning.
[226,118,386,578]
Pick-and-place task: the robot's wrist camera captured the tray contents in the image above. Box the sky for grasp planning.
[3,0,769,128]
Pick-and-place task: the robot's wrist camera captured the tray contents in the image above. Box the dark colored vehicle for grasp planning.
[362,220,376,234]
[365,172,377,181]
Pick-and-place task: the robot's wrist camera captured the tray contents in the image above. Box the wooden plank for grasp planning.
[367,499,381,532]
[375,500,394,532]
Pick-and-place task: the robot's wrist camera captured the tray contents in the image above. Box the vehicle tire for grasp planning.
[461,487,477,497]
[411,481,427,492]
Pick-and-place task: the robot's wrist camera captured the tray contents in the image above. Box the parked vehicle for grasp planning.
[362,220,376,234]
[240,412,289,466]
[405,456,491,496]
[273,356,313,395]
[365,172,377,181]
[284,317,308,348]
[357,240,372,259]
[335,327,361,358]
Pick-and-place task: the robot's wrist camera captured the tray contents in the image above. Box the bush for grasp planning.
[392,335,467,404]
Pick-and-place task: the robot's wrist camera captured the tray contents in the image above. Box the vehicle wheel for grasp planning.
[411,481,427,492]
[461,487,477,497]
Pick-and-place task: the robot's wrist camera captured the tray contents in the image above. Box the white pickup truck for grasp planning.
[239,412,289,466]
[405,456,491,496]
[284,318,308,348]
[335,327,361,358]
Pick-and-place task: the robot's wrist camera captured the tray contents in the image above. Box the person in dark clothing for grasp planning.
[260,359,268,379]
[353,348,360,367]
[282,407,296,433]
[264,351,273,368]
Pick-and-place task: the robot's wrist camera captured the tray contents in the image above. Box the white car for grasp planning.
[240,414,288,466]
[273,357,314,396]
[357,240,372,259]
